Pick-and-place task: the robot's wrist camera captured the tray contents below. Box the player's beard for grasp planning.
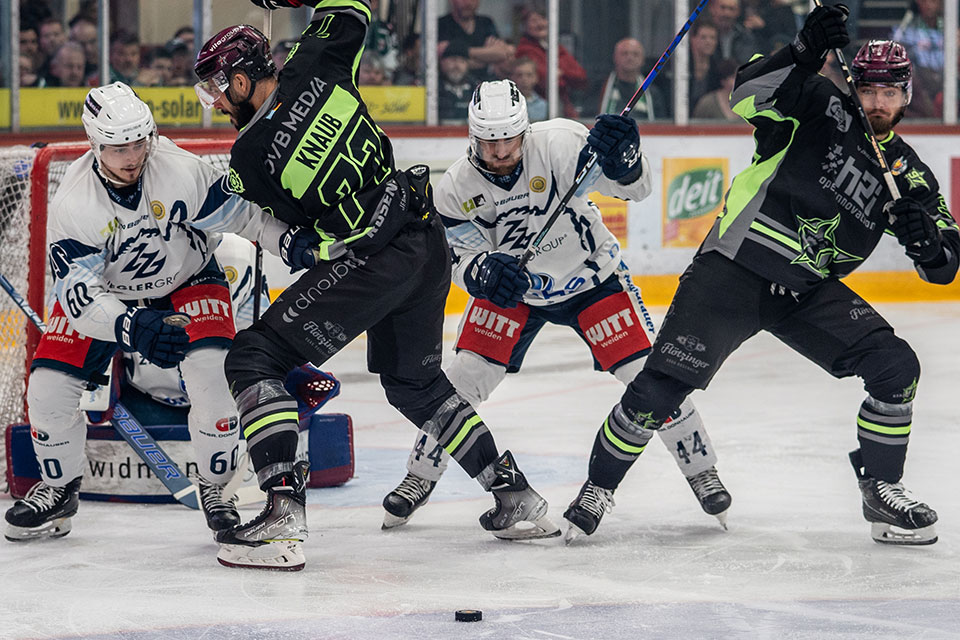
[232,100,258,131]
[867,106,905,138]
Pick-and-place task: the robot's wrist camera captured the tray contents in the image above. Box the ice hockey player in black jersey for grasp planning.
[590,5,958,546]
[194,0,560,570]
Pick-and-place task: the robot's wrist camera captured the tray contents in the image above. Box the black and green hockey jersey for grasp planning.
[701,47,959,293]
[226,0,408,261]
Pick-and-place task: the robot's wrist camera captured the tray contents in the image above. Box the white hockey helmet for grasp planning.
[468,80,529,165]
[82,82,157,170]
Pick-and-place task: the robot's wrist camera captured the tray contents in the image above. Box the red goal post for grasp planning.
[0,138,235,489]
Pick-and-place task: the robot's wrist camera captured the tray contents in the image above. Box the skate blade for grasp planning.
[381,511,412,530]
[563,522,588,545]
[870,522,938,546]
[4,517,73,542]
[217,541,306,571]
[491,515,561,541]
[713,509,729,531]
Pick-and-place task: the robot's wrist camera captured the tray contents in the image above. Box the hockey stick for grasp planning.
[518,0,711,268]
[252,9,273,320]
[815,0,901,205]
[0,273,199,510]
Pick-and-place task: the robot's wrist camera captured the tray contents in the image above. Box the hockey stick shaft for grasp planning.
[815,0,900,202]
[518,0,711,268]
[0,273,199,509]
[252,9,273,320]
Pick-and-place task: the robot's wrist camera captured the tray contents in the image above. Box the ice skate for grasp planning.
[216,461,309,570]
[4,477,82,542]
[563,480,615,544]
[197,476,241,533]
[479,451,560,540]
[382,472,436,529]
[850,450,937,545]
[686,466,731,529]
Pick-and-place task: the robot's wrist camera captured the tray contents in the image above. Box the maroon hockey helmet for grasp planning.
[194,24,276,108]
[851,40,912,104]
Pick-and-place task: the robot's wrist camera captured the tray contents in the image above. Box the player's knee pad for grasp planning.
[446,350,506,407]
[181,347,240,483]
[620,369,695,427]
[26,367,86,432]
[224,328,291,396]
[26,367,88,482]
[380,373,457,427]
[847,331,920,404]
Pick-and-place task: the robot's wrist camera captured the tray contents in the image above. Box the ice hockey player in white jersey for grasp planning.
[382,80,732,540]
[123,234,269,407]
[4,83,291,543]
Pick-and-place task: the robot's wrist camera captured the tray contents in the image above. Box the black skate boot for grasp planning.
[216,461,310,570]
[479,450,560,540]
[686,466,732,529]
[382,472,436,530]
[5,477,82,542]
[563,480,615,543]
[850,449,938,545]
[198,476,240,533]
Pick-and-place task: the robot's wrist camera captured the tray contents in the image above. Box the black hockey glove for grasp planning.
[586,114,643,183]
[279,226,320,272]
[791,4,849,69]
[115,308,190,369]
[889,197,944,264]
[248,0,304,9]
[464,252,530,309]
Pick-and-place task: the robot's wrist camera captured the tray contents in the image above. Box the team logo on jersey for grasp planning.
[227,168,245,194]
[150,200,165,220]
[224,265,238,284]
[791,214,862,275]
[890,156,908,176]
[903,168,928,190]
[30,426,49,442]
[461,194,485,214]
[529,176,546,193]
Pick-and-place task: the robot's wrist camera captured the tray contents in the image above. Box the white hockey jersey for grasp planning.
[124,234,268,406]
[47,136,286,342]
[437,118,652,306]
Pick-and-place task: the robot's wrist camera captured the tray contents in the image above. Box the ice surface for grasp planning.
[2,304,959,639]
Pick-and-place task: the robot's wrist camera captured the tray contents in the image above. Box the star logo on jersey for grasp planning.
[903,168,928,191]
[629,410,660,431]
[790,214,862,275]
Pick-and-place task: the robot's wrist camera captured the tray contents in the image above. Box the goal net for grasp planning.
[0,139,235,492]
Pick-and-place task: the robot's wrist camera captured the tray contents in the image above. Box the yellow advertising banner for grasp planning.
[0,85,425,129]
[662,157,728,248]
[358,86,425,122]
[588,191,629,249]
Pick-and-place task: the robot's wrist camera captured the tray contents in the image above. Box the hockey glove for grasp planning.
[464,252,530,309]
[791,4,849,69]
[586,114,642,183]
[284,364,341,421]
[115,308,190,369]
[248,0,304,9]
[280,226,320,272]
[889,197,944,264]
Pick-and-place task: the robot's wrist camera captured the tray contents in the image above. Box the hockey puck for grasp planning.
[455,610,482,622]
[163,313,191,328]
